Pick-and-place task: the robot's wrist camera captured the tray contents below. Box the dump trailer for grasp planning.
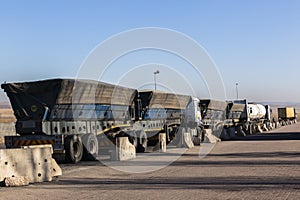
[2,79,202,163]
[221,101,247,138]
[225,100,271,136]
[136,91,201,146]
[199,99,228,139]
[277,107,297,125]
[1,79,138,163]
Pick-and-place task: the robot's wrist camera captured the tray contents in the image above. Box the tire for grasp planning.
[193,127,202,145]
[82,133,99,161]
[65,135,83,163]
[246,124,254,135]
[137,130,148,153]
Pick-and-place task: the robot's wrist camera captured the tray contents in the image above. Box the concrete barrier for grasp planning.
[203,129,221,143]
[257,125,263,133]
[153,133,167,152]
[114,137,136,161]
[182,132,194,149]
[0,145,61,185]
[262,124,269,131]
[159,133,166,152]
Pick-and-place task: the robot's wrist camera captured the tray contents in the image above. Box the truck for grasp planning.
[1,79,202,163]
[199,99,228,139]
[136,91,201,146]
[222,100,247,138]
[277,107,297,125]
[222,100,271,138]
[2,79,139,163]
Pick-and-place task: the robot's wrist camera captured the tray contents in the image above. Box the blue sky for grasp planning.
[0,0,299,102]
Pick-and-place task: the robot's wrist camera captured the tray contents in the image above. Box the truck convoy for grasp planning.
[1,79,200,163]
[1,78,297,163]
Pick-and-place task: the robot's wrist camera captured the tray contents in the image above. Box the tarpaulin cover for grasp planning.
[1,79,137,120]
[200,99,228,111]
[139,91,191,110]
[230,103,246,112]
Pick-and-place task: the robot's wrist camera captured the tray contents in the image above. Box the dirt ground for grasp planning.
[0,124,299,200]
[0,108,15,123]
[0,108,16,145]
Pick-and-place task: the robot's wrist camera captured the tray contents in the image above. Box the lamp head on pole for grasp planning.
[235,82,239,100]
[154,70,159,91]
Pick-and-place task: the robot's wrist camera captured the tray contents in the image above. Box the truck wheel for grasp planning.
[82,134,99,161]
[193,127,202,145]
[65,135,83,163]
[246,124,255,135]
[137,130,148,153]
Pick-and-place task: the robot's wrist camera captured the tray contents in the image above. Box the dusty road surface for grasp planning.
[1,124,300,200]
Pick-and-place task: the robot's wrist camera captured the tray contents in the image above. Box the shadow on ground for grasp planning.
[37,176,300,191]
[231,132,300,141]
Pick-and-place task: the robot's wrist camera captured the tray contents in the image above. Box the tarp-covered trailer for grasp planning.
[137,91,199,145]
[224,100,272,137]
[221,101,247,138]
[278,107,297,125]
[2,79,137,163]
[199,99,228,130]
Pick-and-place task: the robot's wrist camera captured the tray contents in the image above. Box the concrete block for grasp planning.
[159,133,166,152]
[182,132,194,149]
[257,125,263,133]
[153,133,167,152]
[0,145,61,184]
[51,158,62,177]
[203,129,221,143]
[262,124,269,131]
[115,137,136,161]
[4,176,29,187]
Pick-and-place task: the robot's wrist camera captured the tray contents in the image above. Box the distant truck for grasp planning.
[199,99,228,139]
[222,100,271,138]
[277,107,297,125]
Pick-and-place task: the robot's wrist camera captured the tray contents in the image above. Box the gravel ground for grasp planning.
[0,124,299,200]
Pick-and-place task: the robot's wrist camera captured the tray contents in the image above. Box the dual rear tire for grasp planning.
[64,134,99,163]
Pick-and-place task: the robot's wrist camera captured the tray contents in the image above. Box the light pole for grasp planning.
[154,70,159,91]
[235,83,239,100]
